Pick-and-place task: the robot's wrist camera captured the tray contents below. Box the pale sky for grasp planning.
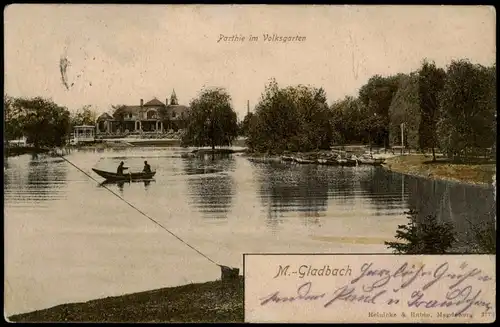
[4,4,496,120]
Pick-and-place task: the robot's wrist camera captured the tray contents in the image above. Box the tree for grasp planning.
[388,73,421,150]
[467,219,496,254]
[330,96,366,145]
[4,94,24,141]
[385,209,456,254]
[111,104,127,132]
[181,88,239,150]
[418,60,446,161]
[247,79,333,153]
[71,105,98,126]
[358,74,403,148]
[10,97,71,148]
[238,112,254,136]
[157,106,172,132]
[360,112,386,153]
[437,60,496,160]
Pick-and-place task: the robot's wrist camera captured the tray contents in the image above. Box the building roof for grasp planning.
[109,98,189,118]
[167,104,190,119]
[97,112,113,121]
[113,105,142,116]
[144,98,165,106]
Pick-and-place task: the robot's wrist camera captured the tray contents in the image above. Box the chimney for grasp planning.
[166,97,169,106]
[247,100,250,115]
[140,99,144,107]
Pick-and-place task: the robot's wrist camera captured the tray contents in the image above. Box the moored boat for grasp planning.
[358,157,385,166]
[295,157,316,164]
[317,158,340,166]
[92,168,156,181]
[337,158,357,167]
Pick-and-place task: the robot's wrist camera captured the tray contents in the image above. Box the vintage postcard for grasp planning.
[245,254,496,323]
[3,4,496,323]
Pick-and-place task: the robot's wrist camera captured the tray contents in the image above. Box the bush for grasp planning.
[467,219,496,254]
[385,209,456,254]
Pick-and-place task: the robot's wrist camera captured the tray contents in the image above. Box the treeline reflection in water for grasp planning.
[182,154,236,219]
[4,154,69,206]
[4,152,496,251]
[254,161,409,227]
[404,174,495,249]
[252,159,494,249]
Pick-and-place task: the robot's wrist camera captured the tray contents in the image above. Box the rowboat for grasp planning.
[100,179,154,186]
[317,158,339,166]
[337,158,357,167]
[281,156,294,162]
[357,157,385,166]
[295,157,316,164]
[92,168,156,181]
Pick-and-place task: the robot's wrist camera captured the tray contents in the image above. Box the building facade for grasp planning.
[96,91,190,135]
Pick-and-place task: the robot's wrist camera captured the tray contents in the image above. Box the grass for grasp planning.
[8,277,244,323]
[383,154,496,186]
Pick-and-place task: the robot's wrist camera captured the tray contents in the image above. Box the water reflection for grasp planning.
[358,167,408,215]
[182,155,236,219]
[255,162,329,227]
[4,154,68,204]
[99,179,155,195]
[326,166,356,201]
[405,175,496,248]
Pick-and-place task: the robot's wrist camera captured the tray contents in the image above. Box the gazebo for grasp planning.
[70,125,96,145]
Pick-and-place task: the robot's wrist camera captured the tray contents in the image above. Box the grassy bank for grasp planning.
[8,277,244,323]
[383,154,496,186]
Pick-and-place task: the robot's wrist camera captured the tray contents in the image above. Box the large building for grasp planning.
[96,90,190,135]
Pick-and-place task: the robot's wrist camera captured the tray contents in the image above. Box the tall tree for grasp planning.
[11,97,71,148]
[437,60,496,160]
[247,79,332,153]
[238,112,254,136]
[418,60,446,161]
[358,74,402,148]
[111,104,127,132]
[157,106,172,132]
[71,105,98,126]
[4,94,24,141]
[181,88,239,150]
[388,73,421,150]
[330,96,365,145]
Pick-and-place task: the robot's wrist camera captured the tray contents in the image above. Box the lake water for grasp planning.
[3,147,495,316]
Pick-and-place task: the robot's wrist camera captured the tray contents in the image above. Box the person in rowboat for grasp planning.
[117,161,129,175]
[143,161,151,174]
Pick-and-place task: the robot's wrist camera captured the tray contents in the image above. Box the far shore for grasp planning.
[8,277,244,323]
[5,143,495,187]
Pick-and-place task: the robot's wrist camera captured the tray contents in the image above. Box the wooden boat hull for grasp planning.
[338,159,357,167]
[358,158,385,166]
[295,158,316,164]
[317,159,340,166]
[92,168,156,181]
[100,179,155,186]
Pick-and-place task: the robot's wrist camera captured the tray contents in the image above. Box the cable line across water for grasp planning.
[53,151,223,268]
